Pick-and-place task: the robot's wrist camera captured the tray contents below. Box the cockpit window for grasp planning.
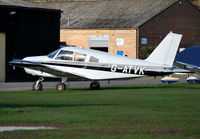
[47,49,60,59]
[89,56,99,63]
[56,50,74,61]
[74,52,86,62]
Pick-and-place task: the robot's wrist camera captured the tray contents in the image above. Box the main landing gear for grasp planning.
[90,81,100,90]
[56,78,69,91]
[56,82,67,91]
[32,77,69,91]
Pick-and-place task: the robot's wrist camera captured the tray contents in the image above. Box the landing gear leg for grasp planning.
[56,77,69,91]
[90,81,100,90]
[32,77,44,91]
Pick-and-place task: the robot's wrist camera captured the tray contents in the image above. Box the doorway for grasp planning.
[0,33,6,82]
[89,35,109,52]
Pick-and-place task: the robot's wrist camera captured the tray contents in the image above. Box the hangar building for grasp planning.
[37,0,200,59]
[139,0,200,58]
[0,0,61,82]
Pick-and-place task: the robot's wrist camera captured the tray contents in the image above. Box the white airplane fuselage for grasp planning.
[22,47,171,80]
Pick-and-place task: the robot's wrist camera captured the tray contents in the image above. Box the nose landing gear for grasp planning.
[32,77,44,91]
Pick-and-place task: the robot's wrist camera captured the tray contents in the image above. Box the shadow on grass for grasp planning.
[0,103,119,108]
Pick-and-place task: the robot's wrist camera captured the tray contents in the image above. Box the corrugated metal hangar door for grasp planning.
[89,35,109,52]
[0,33,6,82]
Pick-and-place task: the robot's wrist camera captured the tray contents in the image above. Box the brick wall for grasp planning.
[60,29,138,58]
[139,0,200,58]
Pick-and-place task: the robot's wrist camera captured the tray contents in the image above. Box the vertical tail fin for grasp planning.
[145,32,182,67]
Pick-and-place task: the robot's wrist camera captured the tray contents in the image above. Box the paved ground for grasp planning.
[0,77,160,91]
[0,76,187,91]
[0,126,56,132]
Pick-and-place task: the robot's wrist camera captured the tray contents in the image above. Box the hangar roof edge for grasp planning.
[0,0,61,12]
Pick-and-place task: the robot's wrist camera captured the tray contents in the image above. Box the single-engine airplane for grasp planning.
[10,32,188,91]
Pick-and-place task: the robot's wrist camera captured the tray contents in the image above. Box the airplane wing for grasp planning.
[176,61,200,69]
[9,59,144,80]
[9,59,86,79]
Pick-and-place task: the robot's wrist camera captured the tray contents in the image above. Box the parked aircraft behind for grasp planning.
[175,46,200,83]
[10,32,187,91]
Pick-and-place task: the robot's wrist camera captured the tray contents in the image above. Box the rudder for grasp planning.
[145,32,182,67]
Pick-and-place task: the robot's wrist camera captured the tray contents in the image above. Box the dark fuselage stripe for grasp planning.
[13,62,171,76]
[41,62,171,76]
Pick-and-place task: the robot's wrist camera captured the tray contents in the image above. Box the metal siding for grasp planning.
[0,6,61,81]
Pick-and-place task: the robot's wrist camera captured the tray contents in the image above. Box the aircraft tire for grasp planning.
[32,82,43,91]
[56,83,66,91]
[90,81,100,90]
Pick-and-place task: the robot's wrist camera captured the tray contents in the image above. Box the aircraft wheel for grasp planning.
[90,81,100,90]
[56,83,66,91]
[32,82,43,91]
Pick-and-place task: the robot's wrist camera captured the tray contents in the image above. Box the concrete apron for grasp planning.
[0,126,56,132]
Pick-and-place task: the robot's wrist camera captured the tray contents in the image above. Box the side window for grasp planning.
[89,56,99,63]
[56,50,74,61]
[74,52,86,62]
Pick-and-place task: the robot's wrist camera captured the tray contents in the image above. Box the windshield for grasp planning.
[56,50,74,61]
[47,49,60,59]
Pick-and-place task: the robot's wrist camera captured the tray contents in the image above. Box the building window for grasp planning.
[117,51,124,56]
[141,38,148,45]
[116,38,124,46]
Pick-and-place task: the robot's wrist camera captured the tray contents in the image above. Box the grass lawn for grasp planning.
[0,83,200,139]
